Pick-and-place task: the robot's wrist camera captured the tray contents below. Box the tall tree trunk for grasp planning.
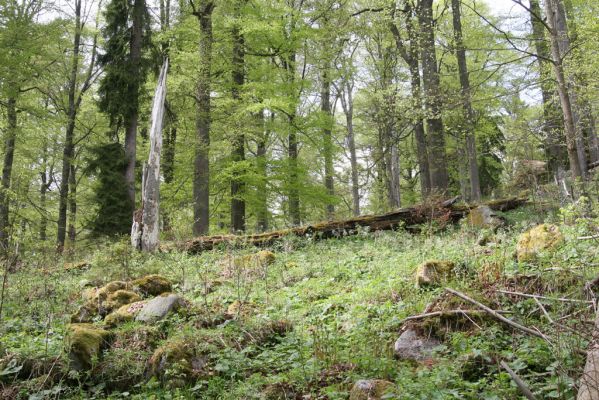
[136,60,168,252]
[390,142,401,208]
[451,0,481,201]
[0,96,17,251]
[544,0,583,180]
[341,81,360,216]
[124,0,146,211]
[390,7,431,197]
[553,0,586,177]
[256,111,269,232]
[163,126,176,184]
[68,164,77,245]
[283,54,300,226]
[192,1,214,236]
[57,0,82,251]
[39,141,48,241]
[321,68,335,220]
[230,5,246,232]
[418,0,449,192]
[529,0,566,176]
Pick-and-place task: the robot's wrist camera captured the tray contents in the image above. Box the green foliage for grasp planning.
[87,143,132,236]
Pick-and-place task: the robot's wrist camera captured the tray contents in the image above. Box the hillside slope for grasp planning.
[1,204,598,399]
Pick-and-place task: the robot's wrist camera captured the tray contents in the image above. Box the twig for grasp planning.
[497,289,593,304]
[445,288,548,340]
[533,297,554,324]
[500,360,538,400]
[578,234,599,240]
[399,309,510,324]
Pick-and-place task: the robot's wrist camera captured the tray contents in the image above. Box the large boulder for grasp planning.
[415,260,455,287]
[135,294,184,323]
[131,275,172,297]
[516,224,564,262]
[349,379,393,400]
[466,206,504,230]
[394,329,441,362]
[66,324,112,371]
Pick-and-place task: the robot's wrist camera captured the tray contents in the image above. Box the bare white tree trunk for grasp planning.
[132,59,168,252]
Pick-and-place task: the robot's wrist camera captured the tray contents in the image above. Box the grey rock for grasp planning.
[394,329,441,361]
[135,294,184,323]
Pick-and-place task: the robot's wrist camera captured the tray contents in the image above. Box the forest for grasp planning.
[1,0,599,398]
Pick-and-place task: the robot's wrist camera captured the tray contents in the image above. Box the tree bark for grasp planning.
[282,53,301,226]
[390,7,431,197]
[0,96,17,251]
[544,0,583,180]
[553,0,587,177]
[321,68,335,220]
[230,4,246,232]
[418,0,449,193]
[57,0,82,251]
[192,1,214,236]
[256,111,269,232]
[340,80,360,216]
[528,0,566,176]
[39,141,48,241]
[68,164,77,245]
[124,0,146,211]
[136,59,168,252]
[451,0,481,201]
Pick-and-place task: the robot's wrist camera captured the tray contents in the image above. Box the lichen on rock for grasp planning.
[415,260,455,287]
[516,223,564,262]
[104,301,147,327]
[349,379,393,400]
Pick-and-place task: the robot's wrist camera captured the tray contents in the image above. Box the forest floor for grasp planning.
[1,201,598,399]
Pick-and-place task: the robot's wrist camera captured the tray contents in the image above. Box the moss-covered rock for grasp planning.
[66,324,112,371]
[255,250,276,266]
[64,261,91,272]
[105,290,142,312]
[415,260,455,287]
[225,300,255,319]
[132,275,172,297]
[466,206,504,230]
[70,301,99,323]
[516,224,564,262]
[147,340,199,387]
[349,379,393,400]
[104,301,147,327]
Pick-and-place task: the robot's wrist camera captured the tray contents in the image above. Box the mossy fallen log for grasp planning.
[183,197,528,254]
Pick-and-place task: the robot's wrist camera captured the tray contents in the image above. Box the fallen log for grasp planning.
[577,308,599,400]
[183,197,528,254]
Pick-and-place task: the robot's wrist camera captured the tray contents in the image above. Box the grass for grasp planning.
[1,203,598,399]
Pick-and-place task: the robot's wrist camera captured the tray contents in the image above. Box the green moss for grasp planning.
[131,275,172,297]
[66,324,112,371]
[416,260,456,287]
[104,301,146,327]
[516,224,564,262]
[105,290,142,312]
[148,340,195,387]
